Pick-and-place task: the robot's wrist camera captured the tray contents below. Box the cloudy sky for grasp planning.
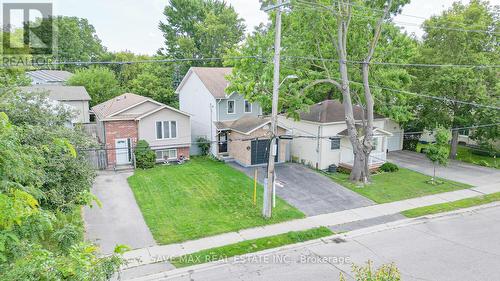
[5,0,497,55]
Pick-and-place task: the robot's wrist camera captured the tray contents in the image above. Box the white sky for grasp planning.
[3,0,499,55]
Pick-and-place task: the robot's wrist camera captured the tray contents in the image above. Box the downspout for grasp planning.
[316,125,322,169]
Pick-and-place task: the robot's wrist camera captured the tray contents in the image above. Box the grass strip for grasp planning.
[170,227,333,268]
[402,192,500,218]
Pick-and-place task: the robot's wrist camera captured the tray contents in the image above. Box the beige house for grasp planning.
[20,85,91,123]
[216,115,290,167]
[92,93,191,167]
[278,100,404,170]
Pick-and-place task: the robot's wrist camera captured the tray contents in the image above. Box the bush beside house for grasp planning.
[134,140,156,169]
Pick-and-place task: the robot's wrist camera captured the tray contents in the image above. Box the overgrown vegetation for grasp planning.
[197,137,211,156]
[134,140,156,169]
[402,192,500,218]
[0,90,123,280]
[340,260,401,281]
[171,227,333,268]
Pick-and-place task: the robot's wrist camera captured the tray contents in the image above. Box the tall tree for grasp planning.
[67,67,121,106]
[159,0,246,67]
[411,0,499,158]
[228,0,415,183]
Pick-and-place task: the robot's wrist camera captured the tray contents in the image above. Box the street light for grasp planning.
[279,74,299,88]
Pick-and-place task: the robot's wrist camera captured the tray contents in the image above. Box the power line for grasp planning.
[293,0,500,35]
[282,56,500,68]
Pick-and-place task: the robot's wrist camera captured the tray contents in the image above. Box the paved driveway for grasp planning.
[83,171,156,254]
[388,150,500,187]
[229,162,374,216]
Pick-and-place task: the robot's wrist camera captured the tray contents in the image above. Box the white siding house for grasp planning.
[278,100,404,170]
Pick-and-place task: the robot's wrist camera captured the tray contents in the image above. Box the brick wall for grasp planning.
[104,120,138,166]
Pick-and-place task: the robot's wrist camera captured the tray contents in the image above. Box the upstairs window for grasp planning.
[227,100,235,114]
[330,137,340,150]
[156,121,177,139]
[244,100,252,113]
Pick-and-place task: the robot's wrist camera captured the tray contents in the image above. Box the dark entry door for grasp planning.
[218,132,228,153]
[251,139,279,165]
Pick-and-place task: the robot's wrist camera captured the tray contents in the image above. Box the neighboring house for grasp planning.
[26,70,73,85]
[92,93,191,167]
[20,85,91,123]
[177,67,289,166]
[278,100,404,170]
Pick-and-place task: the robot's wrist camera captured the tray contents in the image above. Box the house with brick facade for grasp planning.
[92,93,191,167]
[177,67,290,167]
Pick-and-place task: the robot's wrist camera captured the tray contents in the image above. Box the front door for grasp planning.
[115,138,130,165]
[218,132,228,153]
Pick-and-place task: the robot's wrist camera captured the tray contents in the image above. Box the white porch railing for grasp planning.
[340,149,386,166]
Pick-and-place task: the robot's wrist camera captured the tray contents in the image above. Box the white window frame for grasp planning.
[227,100,235,114]
[244,100,252,113]
[330,137,341,150]
[155,149,178,161]
[155,121,178,140]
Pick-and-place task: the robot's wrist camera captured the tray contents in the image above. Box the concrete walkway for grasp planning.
[121,182,500,269]
[84,171,156,254]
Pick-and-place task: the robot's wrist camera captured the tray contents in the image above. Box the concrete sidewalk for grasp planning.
[121,182,500,269]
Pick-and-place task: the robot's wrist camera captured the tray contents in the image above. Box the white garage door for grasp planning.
[387,135,402,151]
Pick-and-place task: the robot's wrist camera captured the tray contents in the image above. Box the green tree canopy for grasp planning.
[410,0,499,157]
[227,0,417,123]
[67,66,121,106]
[159,0,246,67]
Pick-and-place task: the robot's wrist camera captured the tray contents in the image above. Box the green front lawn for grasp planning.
[128,157,304,245]
[402,192,500,218]
[171,227,333,268]
[416,143,499,169]
[326,168,471,203]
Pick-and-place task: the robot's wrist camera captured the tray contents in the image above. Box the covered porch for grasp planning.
[338,127,392,170]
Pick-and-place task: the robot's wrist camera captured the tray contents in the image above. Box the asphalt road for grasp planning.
[149,204,500,281]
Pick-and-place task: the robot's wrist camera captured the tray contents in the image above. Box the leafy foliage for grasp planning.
[0,90,123,279]
[197,137,211,156]
[410,0,499,155]
[340,260,401,281]
[134,140,156,169]
[67,66,121,106]
[380,162,399,173]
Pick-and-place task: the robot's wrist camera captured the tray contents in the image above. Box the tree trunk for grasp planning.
[450,129,459,159]
[349,150,369,183]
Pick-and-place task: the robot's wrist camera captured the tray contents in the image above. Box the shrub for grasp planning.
[340,260,401,281]
[134,140,156,169]
[197,137,211,156]
[380,162,399,172]
[402,139,419,151]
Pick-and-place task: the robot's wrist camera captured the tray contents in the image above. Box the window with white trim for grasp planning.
[330,137,341,150]
[155,121,177,139]
[244,100,252,113]
[227,100,235,114]
[155,149,177,160]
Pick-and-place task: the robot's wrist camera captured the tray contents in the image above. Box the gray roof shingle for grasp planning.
[299,100,385,123]
[20,85,91,101]
[190,67,233,99]
[27,70,73,83]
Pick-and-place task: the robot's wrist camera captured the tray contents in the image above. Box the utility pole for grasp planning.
[263,0,283,219]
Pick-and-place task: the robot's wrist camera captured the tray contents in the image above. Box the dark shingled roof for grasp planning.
[229,115,270,134]
[300,100,385,123]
